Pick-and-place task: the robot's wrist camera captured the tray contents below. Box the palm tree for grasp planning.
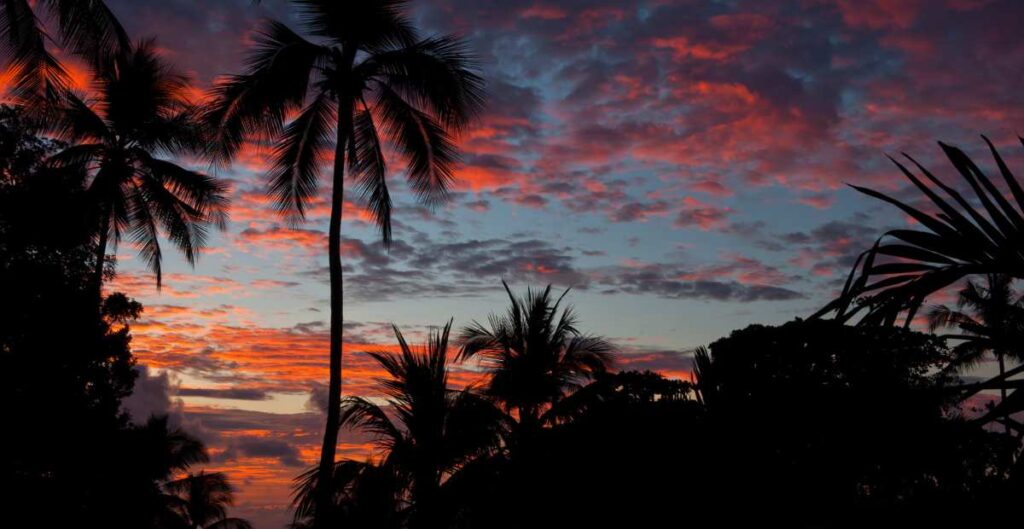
[293,320,502,529]
[815,138,1024,327]
[130,414,210,482]
[459,282,615,446]
[0,0,129,100]
[928,274,1024,431]
[162,472,252,529]
[292,460,404,529]
[203,2,484,522]
[44,39,228,294]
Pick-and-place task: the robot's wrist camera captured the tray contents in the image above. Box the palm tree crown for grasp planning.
[294,321,502,529]
[928,274,1024,372]
[205,0,483,239]
[45,39,228,288]
[162,472,252,529]
[459,282,615,434]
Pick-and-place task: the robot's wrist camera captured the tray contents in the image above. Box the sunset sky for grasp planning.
[72,0,1024,526]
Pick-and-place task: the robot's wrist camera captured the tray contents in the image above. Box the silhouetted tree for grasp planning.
[459,282,614,448]
[292,460,404,529]
[450,370,702,529]
[928,274,1024,431]
[204,3,484,522]
[43,39,227,294]
[693,319,1015,526]
[161,472,252,529]
[0,103,228,529]
[293,321,503,529]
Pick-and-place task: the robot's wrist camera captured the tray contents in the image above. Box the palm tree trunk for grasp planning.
[312,108,348,529]
[93,209,109,305]
[998,351,1009,434]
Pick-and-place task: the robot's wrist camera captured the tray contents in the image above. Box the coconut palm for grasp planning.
[928,275,1024,372]
[44,39,228,293]
[293,320,502,529]
[0,0,129,100]
[130,414,210,482]
[203,2,483,522]
[815,138,1024,327]
[928,274,1024,431]
[459,282,615,445]
[292,460,404,529]
[346,321,501,528]
[161,472,252,529]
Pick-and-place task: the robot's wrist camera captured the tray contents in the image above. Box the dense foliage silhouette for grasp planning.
[302,284,1022,528]
[0,106,246,528]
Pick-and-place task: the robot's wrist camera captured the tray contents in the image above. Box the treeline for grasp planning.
[289,289,1023,528]
[0,107,249,529]
[2,2,1023,528]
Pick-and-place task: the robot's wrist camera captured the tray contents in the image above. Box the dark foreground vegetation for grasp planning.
[1,1,1023,529]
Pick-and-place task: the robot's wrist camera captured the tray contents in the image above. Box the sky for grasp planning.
[34,0,1024,526]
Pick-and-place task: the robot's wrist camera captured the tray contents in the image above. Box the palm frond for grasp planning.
[815,138,1024,326]
[138,153,230,230]
[340,395,402,448]
[294,0,417,52]
[268,90,336,220]
[0,0,70,101]
[47,0,129,67]
[204,19,329,162]
[374,83,457,207]
[126,182,165,286]
[358,35,484,130]
[351,105,392,244]
[49,92,110,143]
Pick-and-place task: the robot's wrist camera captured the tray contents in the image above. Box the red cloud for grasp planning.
[674,197,732,230]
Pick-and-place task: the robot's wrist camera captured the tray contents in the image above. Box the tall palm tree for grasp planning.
[203,2,483,522]
[293,321,502,529]
[928,274,1024,431]
[0,0,129,100]
[44,39,228,294]
[459,282,615,445]
[161,472,252,529]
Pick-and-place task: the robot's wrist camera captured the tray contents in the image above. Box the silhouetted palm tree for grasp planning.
[929,274,1024,431]
[459,282,614,445]
[131,414,210,482]
[203,2,483,522]
[292,321,501,528]
[0,0,129,100]
[44,40,228,293]
[161,472,252,529]
[815,138,1024,327]
[292,460,403,529]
